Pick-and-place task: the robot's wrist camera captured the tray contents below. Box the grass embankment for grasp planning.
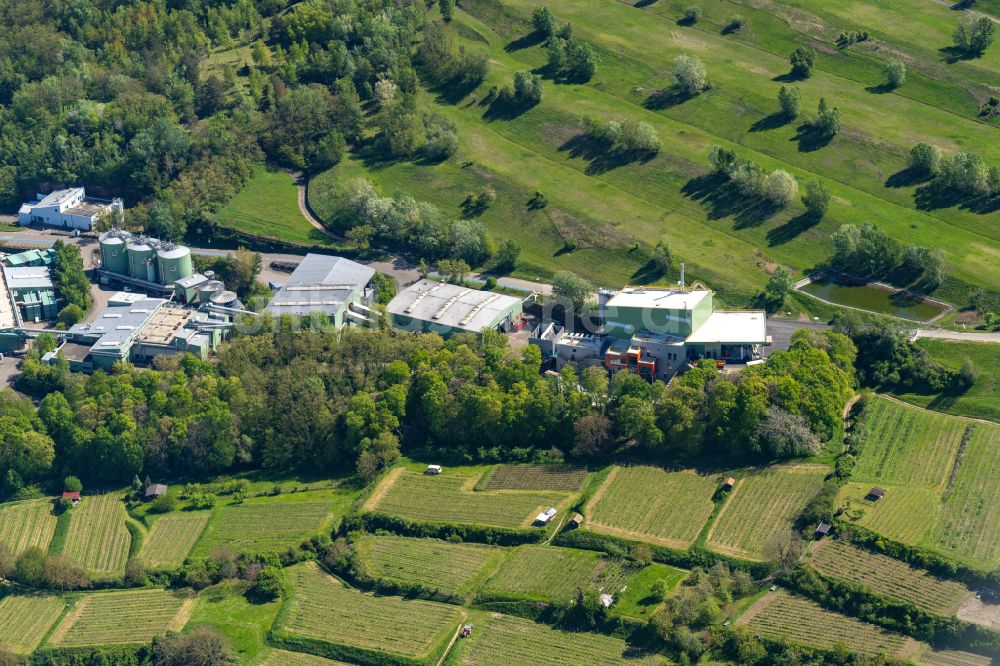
[306,0,1000,306]
[216,167,340,248]
[892,339,1000,423]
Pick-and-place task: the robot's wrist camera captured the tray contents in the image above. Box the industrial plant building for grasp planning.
[387,280,524,337]
[98,230,196,292]
[56,298,225,372]
[1,249,59,325]
[532,285,769,380]
[264,254,377,326]
[19,188,123,231]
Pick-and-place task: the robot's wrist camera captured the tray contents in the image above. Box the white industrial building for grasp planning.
[387,280,524,337]
[19,187,123,231]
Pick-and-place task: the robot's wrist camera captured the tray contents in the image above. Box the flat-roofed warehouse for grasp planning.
[387,279,523,336]
[264,253,377,327]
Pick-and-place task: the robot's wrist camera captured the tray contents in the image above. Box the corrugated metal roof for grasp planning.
[68,298,166,355]
[387,279,521,333]
[264,254,374,318]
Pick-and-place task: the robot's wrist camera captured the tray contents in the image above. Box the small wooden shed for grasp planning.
[62,491,81,505]
[723,477,736,491]
[866,487,885,501]
[814,522,831,538]
[144,484,168,501]
[568,513,584,529]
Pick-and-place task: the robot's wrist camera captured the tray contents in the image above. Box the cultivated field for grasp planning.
[0,595,65,654]
[459,613,669,665]
[481,545,631,602]
[193,491,351,556]
[0,499,57,555]
[366,469,573,529]
[931,425,1000,568]
[62,493,131,578]
[356,535,503,596]
[838,483,941,545]
[479,465,588,492]
[707,465,827,560]
[851,397,965,488]
[806,540,969,615]
[47,589,194,647]
[279,563,463,661]
[585,466,719,548]
[918,649,994,666]
[738,590,917,657]
[141,512,210,568]
[260,650,353,666]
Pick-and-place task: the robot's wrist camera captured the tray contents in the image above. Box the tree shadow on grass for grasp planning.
[635,0,658,7]
[681,173,777,228]
[351,137,404,171]
[772,70,808,84]
[558,134,657,175]
[749,112,792,132]
[505,31,546,53]
[939,45,981,64]
[914,182,1000,215]
[865,82,895,95]
[631,259,667,284]
[885,167,930,189]
[766,211,822,246]
[482,96,538,121]
[431,76,485,106]
[643,87,695,110]
[792,123,833,152]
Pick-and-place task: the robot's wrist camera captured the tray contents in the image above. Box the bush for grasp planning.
[682,6,702,23]
[909,143,942,175]
[250,565,283,601]
[152,626,232,666]
[149,493,178,513]
[63,476,83,493]
[789,46,815,78]
[815,98,841,138]
[765,170,798,207]
[884,58,905,89]
[802,180,830,218]
[671,54,708,95]
[725,15,748,33]
[778,85,800,119]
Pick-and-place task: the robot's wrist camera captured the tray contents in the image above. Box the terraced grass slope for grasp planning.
[0,499,57,555]
[47,589,193,647]
[62,493,131,578]
[806,540,969,615]
[0,596,65,654]
[459,613,670,665]
[277,563,462,662]
[311,0,1000,303]
[738,590,918,657]
[141,512,210,569]
[193,489,354,557]
[366,468,573,529]
[707,465,827,560]
[480,545,632,602]
[355,535,503,596]
[585,466,719,548]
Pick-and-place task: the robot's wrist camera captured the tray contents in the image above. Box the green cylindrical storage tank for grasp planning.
[99,231,130,275]
[198,280,225,304]
[156,245,193,285]
[126,240,156,283]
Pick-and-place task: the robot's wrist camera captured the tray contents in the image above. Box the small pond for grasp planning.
[797,274,948,322]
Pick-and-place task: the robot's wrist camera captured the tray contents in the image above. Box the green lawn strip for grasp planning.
[440,6,1000,299]
[187,581,283,665]
[216,167,339,248]
[611,563,688,621]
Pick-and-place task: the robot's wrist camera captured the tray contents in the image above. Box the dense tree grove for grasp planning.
[830,222,944,291]
[0,0,451,241]
[2,324,856,496]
